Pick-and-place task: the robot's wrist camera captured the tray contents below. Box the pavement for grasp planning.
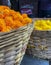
[21,55,49,65]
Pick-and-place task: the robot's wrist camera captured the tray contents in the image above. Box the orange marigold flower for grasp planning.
[5,16,13,26]
[22,14,28,18]
[0,6,32,32]
[12,20,23,29]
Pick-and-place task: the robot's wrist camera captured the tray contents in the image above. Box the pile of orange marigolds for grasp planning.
[0,6,32,32]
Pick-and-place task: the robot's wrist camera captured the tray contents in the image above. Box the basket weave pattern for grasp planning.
[0,22,33,65]
[26,30,51,59]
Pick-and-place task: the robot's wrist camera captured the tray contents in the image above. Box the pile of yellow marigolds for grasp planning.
[0,6,32,32]
[34,19,51,31]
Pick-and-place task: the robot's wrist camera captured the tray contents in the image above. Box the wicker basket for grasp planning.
[26,18,51,59]
[0,22,33,65]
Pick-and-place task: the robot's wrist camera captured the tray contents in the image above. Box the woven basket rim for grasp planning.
[34,29,51,31]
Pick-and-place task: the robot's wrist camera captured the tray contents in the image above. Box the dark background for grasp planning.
[1,0,51,18]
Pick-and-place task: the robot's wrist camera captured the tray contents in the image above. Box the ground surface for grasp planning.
[21,55,49,65]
